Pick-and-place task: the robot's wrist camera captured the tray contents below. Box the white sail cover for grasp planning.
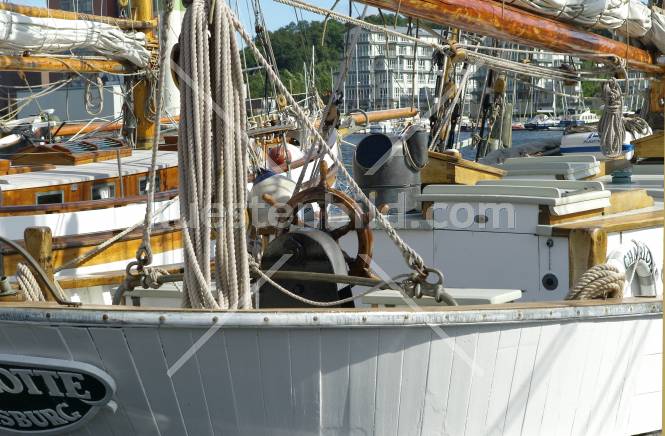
[0,10,149,67]
[643,6,665,54]
[505,0,653,37]
[504,0,665,53]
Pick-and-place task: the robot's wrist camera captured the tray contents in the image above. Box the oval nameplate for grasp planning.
[0,354,115,434]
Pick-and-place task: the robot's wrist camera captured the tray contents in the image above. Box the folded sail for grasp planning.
[0,10,149,67]
[504,0,650,37]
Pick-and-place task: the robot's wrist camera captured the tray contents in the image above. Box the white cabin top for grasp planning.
[0,150,178,191]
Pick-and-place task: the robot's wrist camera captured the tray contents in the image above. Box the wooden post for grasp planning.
[132,0,156,149]
[24,226,57,302]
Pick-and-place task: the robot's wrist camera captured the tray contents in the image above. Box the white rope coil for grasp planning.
[565,263,625,300]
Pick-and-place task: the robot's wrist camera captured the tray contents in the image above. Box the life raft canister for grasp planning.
[607,240,660,297]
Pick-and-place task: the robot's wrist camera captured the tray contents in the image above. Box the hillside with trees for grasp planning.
[242,14,415,99]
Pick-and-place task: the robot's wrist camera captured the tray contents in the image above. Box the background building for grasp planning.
[335,27,440,112]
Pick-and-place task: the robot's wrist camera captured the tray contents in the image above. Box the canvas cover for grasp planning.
[0,10,149,67]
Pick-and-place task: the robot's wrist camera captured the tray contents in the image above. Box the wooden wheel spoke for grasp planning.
[318,201,327,231]
[330,221,355,240]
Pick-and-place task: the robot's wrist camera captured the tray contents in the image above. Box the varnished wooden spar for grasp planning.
[52,116,180,137]
[0,2,155,29]
[0,55,130,73]
[356,0,664,74]
[350,107,418,125]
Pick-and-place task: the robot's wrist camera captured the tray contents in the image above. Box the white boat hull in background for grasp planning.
[0,303,659,435]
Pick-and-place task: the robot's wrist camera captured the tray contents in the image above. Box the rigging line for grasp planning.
[232,10,431,277]
[293,3,367,196]
[20,73,43,114]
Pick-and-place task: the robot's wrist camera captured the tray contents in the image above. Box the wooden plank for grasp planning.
[596,319,636,436]
[502,324,541,436]
[158,328,214,436]
[613,319,649,434]
[420,326,455,435]
[289,329,321,434]
[552,210,664,236]
[549,322,595,436]
[585,320,625,435]
[397,328,432,436]
[422,151,505,186]
[59,326,134,435]
[605,190,655,215]
[569,320,613,436]
[484,327,521,436]
[224,330,268,436]
[257,330,295,433]
[120,328,188,436]
[568,227,607,289]
[89,327,168,435]
[443,326,477,436]
[320,329,350,434]
[633,131,664,159]
[373,327,405,436]
[519,323,561,435]
[27,325,116,436]
[348,329,379,434]
[463,327,500,436]
[194,329,239,435]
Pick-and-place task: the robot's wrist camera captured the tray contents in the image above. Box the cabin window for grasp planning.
[139,173,161,195]
[92,182,115,200]
[36,190,64,205]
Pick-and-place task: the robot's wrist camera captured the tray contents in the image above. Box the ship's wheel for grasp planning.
[265,161,374,278]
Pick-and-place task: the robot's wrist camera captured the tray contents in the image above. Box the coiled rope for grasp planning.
[178,0,251,309]
[565,263,625,300]
[16,263,45,302]
[598,78,625,157]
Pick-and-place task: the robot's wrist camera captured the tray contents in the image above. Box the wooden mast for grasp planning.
[355,0,664,74]
[131,0,156,149]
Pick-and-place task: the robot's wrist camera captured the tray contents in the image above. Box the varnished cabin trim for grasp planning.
[0,189,178,216]
[0,166,179,206]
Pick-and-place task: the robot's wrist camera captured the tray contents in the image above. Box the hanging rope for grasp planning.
[598,77,625,158]
[135,0,173,269]
[15,263,45,302]
[84,75,104,116]
[178,0,251,309]
[565,263,625,300]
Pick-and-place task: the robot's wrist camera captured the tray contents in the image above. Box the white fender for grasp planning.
[607,240,659,297]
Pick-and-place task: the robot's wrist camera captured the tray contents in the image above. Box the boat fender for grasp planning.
[248,173,296,229]
[606,240,659,297]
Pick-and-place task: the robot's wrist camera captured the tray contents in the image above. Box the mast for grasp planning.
[132,0,156,149]
[353,0,663,74]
